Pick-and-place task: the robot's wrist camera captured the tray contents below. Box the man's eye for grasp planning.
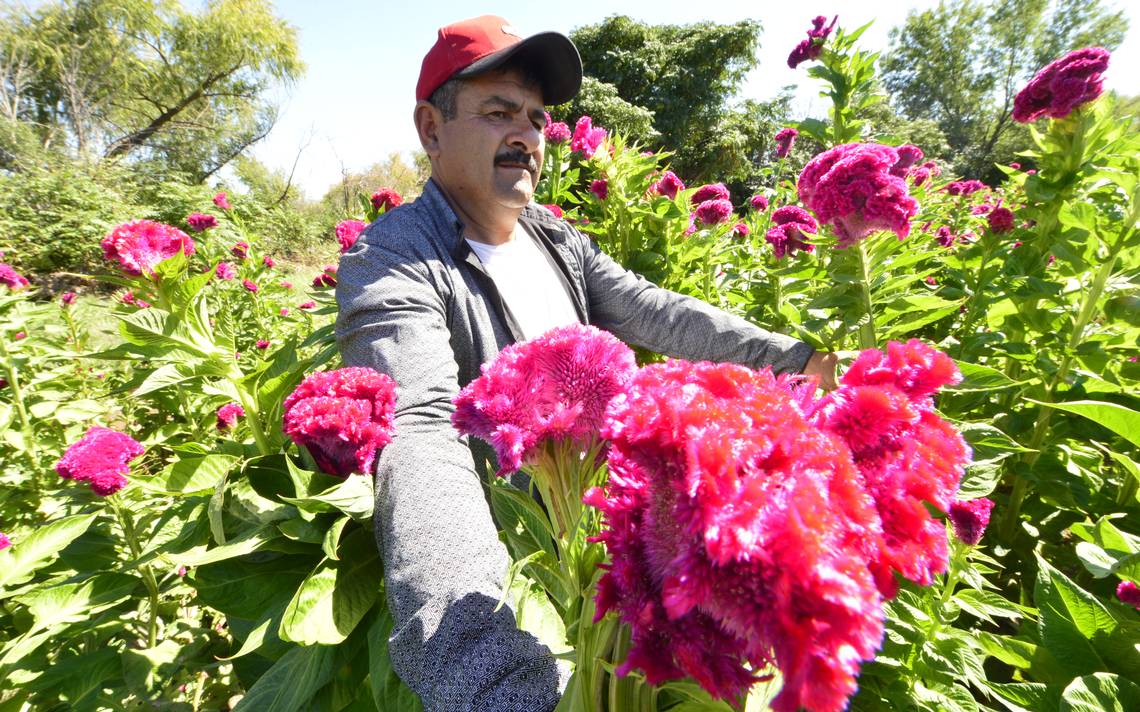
[489,111,509,119]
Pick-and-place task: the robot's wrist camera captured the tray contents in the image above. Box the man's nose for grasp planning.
[507,117,541,154]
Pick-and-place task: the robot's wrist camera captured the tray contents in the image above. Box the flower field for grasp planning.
[2,17,1139,712]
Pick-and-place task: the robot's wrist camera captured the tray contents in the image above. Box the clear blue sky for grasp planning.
[248,0,1139,198]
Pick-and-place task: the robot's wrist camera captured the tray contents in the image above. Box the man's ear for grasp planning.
[414,101,442,158]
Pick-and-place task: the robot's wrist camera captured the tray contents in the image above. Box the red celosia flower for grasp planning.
[797,143,919,247]
[948,498,994,545]
[750,194,769,211]
[589,179,608,201]
[263,255,277,268]
[55,426,145,496]
[570,116,607,156]
[1118,581,1140,610]
[694,199,733,226]
[256,339,270,350]
[691,182,730,205]
[370,187,404,212]
[766,205,818,259]
[283,367,397,477]
[452,324,636,476]
[944,180,986,196]
[988,206,1015,233]
[891,145,924,176]
[589,360,886,711]
[215,262,236,280]
[0,531,9,550]
[13,331,26,341]
[213,192,232,210]
[0,263,31,290]
[774,128,798,158]
[313,265,337,289]
[1013,47,1110,123]
[543,204,564,218]
[543,112,572,144]
[787,15,837,68]
[650,171,685,199]
[101,220,196,278]
[216,402,245,430]
[186,213,218,232]
[336,219,368,253]
[231,242,250,260]
[242,279,259,293]
[60,291,77,307]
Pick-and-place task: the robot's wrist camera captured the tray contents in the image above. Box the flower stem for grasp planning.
[855,238,877,349]
[230,376,272,455]
[0,334,39,494]
[112,496,160,648]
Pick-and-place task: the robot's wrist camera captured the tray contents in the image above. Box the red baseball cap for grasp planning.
[416,15,582,105]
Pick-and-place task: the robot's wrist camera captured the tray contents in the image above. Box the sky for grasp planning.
[248,0,1139,199]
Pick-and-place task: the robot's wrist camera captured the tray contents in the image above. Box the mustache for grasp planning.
[494,149,538,172]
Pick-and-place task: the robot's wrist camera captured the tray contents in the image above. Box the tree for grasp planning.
[881,0,1127,180]
[319,151,430,215]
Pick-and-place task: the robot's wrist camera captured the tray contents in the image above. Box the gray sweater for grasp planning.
[335,179,814,712]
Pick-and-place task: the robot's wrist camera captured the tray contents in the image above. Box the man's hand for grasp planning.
[803,350,858,392]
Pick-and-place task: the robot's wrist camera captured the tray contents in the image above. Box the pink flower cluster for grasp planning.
[186,213,218,232]
[1119,581,1140,610]
[691,183,730,205]
[774,127,798,158]
[213,192,232,210]
[570,116,607,157]
[0,263,30,290]
[336,219,368,253]
[370,187,403,212]
[944,179,986,197]
[797,143,919,247]
[543,204,564,218]
[231,242,250,260]
[766,205,818,259]
[948,497,994,545]
[1013,47,1110,123]
[452,324,637,476]
[60,291,77,307]
[55,426,145,496]
[694,199,733,226]
[101,220,196,278]
[589,179,608,201]
[543,112,572,144]
[650,171,685,199]
[750,194,769,212]
[216,402,245,430]
[283,367,397,477]
[988,205,1015,233]
[890,144,924,176]
[313,265,337,289]
[215,262,237,280]
[788,15,837,68]
[0,531,9,550]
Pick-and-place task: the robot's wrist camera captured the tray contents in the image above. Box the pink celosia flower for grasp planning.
[988,206,1015,233]
[543,112,572,144]
[280,281,293,289]
[766,205,818,259]
[177,565,187,577]
[1013,47,1110,123]
[787,15,837,68]
[935,227,956,248]
[231,242,250,260]
[256,339,270,350]
[925,276,937,286]
[944,180,986,196]
[694,199,733,226]
[216,402,245,430]
[948,497,994,545]
[909,167,931,187]
[242,279,259,293]
[280,307,290,316]
[0,263,31,290]
[650,171,686,199]
[55,426,145,496]
[589,360,886,710]
[589,179,608,201]
[1047,254,1056,266]
[0,377,7,389]
[101,220,196,278]
[336,219,368,253]
[13,332,26,341]
[313,265,337,289]
[0,532,9,550]
[283,367,397,477]
[732,222,750,237]
[1118,581,1140,610]
[186,213,218,232]
[1009,162,1021,169]
[214,262,236,280]
[60,291,77,307]
[452,324,636,476]
[750,194,769,211]
[774,127,798,158]
[570,116,607,157]
[262,255,276,268]
[691,183,731,205]
[1012,241,1023,249]
[891,145,924,176]
[543,204,564,218]
[971,203,993,216]
[1026,169,1037,175]
[213,192,232,210]
[120,290,150,308]
[370,187,404,212]
[299,300,316,309]
[797,143,919,247]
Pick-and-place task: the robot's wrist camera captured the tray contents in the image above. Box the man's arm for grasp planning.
[336,239,561,712]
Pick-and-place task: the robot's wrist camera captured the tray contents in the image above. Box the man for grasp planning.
[336,15,839,712]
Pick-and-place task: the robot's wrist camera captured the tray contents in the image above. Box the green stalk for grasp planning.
[230,376,272,455]
[112,496,160,648]
[0,334,39,494]
[855,238,877,349]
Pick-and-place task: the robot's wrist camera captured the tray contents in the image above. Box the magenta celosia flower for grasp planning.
[944,180,986,196]
[543,204,564,218]
[570,116,607,157]
[280,281,294,289]
[797,143,919,246]
[891,145,924,177]
[0,532,9,550]
[925,276,937,286]
[1118,581,1140,610]
[1013,47,1110,123]
[214,262,236,280]
[774,128,798,158]
[213,192,232,210]
[650,171,685,200]
[280,307,290,316]
[55,426,145,496]
[231,242,249,260]
[787,15,837,68]
[256,339,270,350]
[13,331,25,341]
[970,203,993,216]
[101,220,196,278]
[909,167,931,187]
[242,279,259,293]
[452,324,636,476]
[0,263,30,290]
[263,255,277,268]
[691,183,730,205]
[283,367,397,477]
[186,213,218,232]
[543,112,572,144]
[948,498,994,545]
[589,360,886,710]
[120,290,150,308]
[299,300,316,309]
[988,206,1015,233]
[750,194,769,211]
[694,198,733,226]
[766,205,818,259]
[313,265,337,289]
[935,227,956,248]
[370,187,403,212]
[589,179,608,201]
[336,219,368,253]
[60,291,77,307]
[732,222,750,237]
[216,402,245,430]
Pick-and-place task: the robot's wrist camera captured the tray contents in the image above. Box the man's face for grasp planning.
[432,69,546,212]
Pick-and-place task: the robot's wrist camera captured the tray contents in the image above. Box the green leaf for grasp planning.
[190,555,309,620]
[0,513,98,594]
[975,631,1036,670]
[281,474,374,522]
[1027,399,1140,448]
[14,572,138,633]
[25,647,120,707]
[1059,673,1140,712]
[1108,451,1140,505]
[177,524,282,567]
[951,361,1030,392]
[322,516,350,561]
[984,681,1055,712]
[122,639,184,697]
[954,589,1025,624]
[233,643,337,712]
[144,454,238,495]
[367,607,424,712]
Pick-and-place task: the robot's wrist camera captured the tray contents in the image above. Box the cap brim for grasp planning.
[454,32,583,106]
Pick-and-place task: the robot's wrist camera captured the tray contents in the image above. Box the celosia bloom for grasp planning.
[101,220,196,277]
[299,300,316,309]
[313,266,337,289]
[231,242,250,260]
[570,116,607,157]
[186,213,218,232]
[242,279,259,293]
[774,128,798,158]
[214,262,237,280]
[281,281,294,290]
[1,263,30,290]
[263,255,277,268]
[948,498,994,545]
[650,171,685,199]
[909,167,931,187]
[280,307,290,316]
[935,227,956,248]
[797,143,918,246]
[787,15,837,68]
[55,426,145,496]
[944,180,986,197]
[766,205,818,259]
[60,291,77,307]
[732,222,750,237]
[452,323,636,476]
[750,194,769,211]
[987,206,1015,233]
[891,145,924,176]
[282,367,397,477]
[1118,581,1140,610]
[336,219,368,253]
[120,290,151,309]
[694,199,733,226]
[213,192,232,210]
[256,339,270,350]
[1013,47,1110,123]
[370,187,404,212]
[216,402,245,430]
[0,532,9,550]
[970,203,993,216]
[543,204,564,218]
[691,183,731,205]
[589,179,608,201]
[589,360,886,710]
[543,112,572,144]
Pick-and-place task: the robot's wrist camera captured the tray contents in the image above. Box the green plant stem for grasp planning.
[112,497,160,648]
[230,377,272,455]
[855,238,877,349]
[0,334,39,494]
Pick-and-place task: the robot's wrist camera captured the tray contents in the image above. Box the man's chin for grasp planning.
[493,183,535,209]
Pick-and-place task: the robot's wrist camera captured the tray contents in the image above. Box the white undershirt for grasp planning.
[465,226,580,340]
